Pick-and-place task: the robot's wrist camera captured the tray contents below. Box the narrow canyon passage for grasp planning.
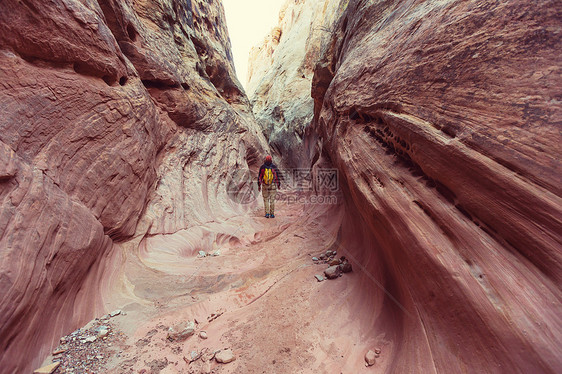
[1,0,560,372]
[54,193,387,374]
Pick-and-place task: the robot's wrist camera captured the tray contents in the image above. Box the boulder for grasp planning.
[324,266,341,280]
[167,321,196,342]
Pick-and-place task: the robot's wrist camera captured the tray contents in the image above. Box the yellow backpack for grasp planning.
[263,167,274,185]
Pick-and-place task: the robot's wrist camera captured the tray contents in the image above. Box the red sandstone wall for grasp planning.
[311,0,561,372]
[0,1,266,372]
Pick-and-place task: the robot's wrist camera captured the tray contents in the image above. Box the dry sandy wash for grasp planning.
[41,191,388,373]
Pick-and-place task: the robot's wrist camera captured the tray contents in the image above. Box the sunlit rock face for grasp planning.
[247,0,343,167]
[310,0,562,372]
[0,0,266,372]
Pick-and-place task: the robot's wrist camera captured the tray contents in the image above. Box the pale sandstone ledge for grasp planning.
[247,0,345,168]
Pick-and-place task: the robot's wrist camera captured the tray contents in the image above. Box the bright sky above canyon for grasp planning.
[223,0,286,89]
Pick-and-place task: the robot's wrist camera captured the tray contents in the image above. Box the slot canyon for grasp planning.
[0,0,560,373]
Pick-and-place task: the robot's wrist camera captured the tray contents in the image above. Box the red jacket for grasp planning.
[258,162,281,188]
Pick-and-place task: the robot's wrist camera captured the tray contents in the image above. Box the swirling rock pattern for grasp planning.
[0,0,266,372]
[310,0,562,372]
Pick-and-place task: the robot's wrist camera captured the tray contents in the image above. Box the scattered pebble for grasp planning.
[312,249,355,281]
[52,347,67,355]
[312,250,344,266]
[198,250,207,257]
[215,349,235,364]
[109,309,122,317]
[95,326,110,338]
[44,317,123,373]
[329,258,341,266]
[375,348,381,354]
[199,331,208,339]
[207,309,225,322]
[365,350,376,366]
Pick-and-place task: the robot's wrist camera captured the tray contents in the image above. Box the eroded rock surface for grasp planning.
[0,0,266,372]
[247,0,342,167]
[310,0,562,372]
[2,0,561,372]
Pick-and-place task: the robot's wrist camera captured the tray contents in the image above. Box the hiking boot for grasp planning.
[265,214,270,218]
[270,214,275,218]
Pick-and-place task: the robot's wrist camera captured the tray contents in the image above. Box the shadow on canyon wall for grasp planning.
[0,0,267,371]
[252,0,561,372]
[0,0,561,372]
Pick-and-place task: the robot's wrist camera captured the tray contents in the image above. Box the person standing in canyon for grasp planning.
[257,155,281,218]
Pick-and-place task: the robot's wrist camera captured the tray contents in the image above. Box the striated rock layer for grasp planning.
[247,0,343,167]
[0,0,266,372]
[309,0,562,372]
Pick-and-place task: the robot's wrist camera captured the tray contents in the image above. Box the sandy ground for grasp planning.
[44,194,386,373]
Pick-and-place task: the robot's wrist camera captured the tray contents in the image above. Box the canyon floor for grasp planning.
[41,192,386,374]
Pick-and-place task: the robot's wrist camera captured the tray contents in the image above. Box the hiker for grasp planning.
[257,155,281,218]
